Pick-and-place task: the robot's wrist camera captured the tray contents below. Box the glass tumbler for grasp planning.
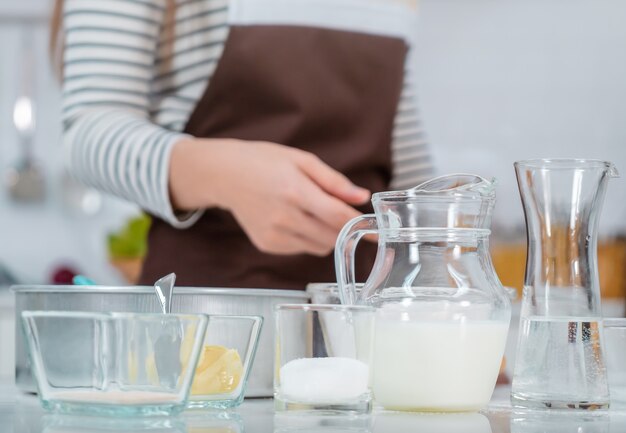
[603,319,626,408]
[274,304,375,414]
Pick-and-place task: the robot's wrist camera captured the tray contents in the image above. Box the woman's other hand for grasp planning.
[169,138,370,256]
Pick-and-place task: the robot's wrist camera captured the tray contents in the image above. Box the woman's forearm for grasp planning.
[168,137,233,211]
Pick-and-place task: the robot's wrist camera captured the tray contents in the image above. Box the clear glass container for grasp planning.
[335,175,511,412]
[603,319,626,409]
[274,304,375,414]
[511,159,619,410]
[186,315,263,409]
[306,283,364,305]
[21,311,208,417]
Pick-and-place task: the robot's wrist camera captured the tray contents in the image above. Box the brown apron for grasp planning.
[139,24,407,289]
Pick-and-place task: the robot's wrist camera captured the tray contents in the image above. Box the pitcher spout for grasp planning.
[607,162,620,178]
[371,173,497,231]
[412,173,497,199]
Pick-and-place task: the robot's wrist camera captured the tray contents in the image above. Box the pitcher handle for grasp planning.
[334,214,378,305]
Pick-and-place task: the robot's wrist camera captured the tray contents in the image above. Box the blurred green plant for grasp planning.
[107,214,151,259]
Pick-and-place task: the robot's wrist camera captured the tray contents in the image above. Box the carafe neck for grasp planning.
[515,159,618,317]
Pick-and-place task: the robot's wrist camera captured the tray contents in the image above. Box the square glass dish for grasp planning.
[22,311,208,417]
[186,314,263,409]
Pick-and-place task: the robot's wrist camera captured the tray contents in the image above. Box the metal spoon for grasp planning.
[152,273,182,388]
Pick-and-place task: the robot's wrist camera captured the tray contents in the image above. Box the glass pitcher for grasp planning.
[511,159,619,410]
[335,174,511,412]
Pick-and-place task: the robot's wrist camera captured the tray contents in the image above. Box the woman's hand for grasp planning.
[169,138,370,256]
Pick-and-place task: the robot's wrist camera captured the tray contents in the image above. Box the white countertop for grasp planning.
[2,297,625,432]
[1,384,625,433]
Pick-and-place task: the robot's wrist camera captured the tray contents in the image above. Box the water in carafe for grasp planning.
[513,316,606,409]
[511,159,619,410]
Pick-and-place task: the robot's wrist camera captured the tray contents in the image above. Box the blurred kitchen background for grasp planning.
[1,0,625,377]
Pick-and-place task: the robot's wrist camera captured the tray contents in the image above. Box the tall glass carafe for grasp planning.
[511,159,619,410]
[335,175,511,411]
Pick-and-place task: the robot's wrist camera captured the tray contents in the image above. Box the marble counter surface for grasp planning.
[1,384,624,433]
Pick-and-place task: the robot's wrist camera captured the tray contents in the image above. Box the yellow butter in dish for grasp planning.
[191,345,243,395]
[179,324,243,395]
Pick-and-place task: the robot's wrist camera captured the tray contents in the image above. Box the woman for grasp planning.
[53,0,432,289]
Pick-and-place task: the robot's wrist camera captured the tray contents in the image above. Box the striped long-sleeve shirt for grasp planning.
[62,0,433,228]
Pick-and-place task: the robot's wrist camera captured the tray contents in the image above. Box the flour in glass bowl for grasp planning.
[279,357,369,403]
[52,390,178,405]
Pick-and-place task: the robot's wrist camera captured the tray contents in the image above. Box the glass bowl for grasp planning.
[186,315,263,409]
[21,311,208,417]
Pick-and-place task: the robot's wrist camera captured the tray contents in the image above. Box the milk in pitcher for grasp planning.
[371,316,508,411]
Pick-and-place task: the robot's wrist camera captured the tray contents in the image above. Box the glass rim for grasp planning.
[372,173,497,203]
[514,158,615,170]
[305,283,364,292]
[274,303,375,312]
[372,190,496,203]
